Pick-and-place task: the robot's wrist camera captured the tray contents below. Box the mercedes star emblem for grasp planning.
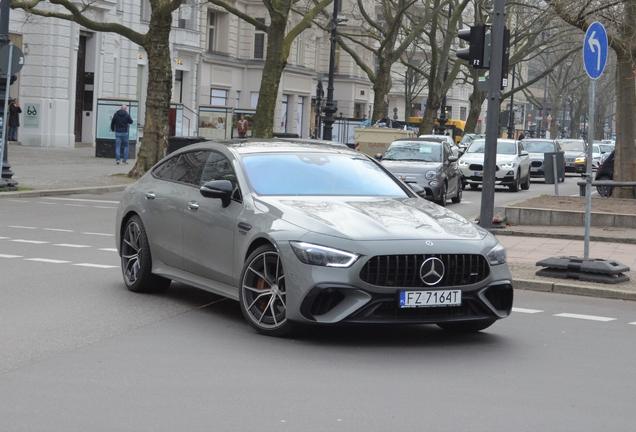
[419,257,445,286]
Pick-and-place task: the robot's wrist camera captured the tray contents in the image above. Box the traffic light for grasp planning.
[457,23,487,69]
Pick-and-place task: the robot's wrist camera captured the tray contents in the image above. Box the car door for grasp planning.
[182,151,243,287]
[518,141,531,179]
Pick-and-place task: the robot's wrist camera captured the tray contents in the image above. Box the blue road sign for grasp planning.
[583,22,608,80]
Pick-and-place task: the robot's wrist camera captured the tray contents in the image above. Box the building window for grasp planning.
[281,95,288,133]
[460,106,467,121]
[211,88,228,106]
[208,12,216,52]
[295,33,304,66]
[297,97,304,137]
[354,103,364,119]
[250,92,259,108]
[178,0,196,30]
[254,18,266,59]
[235,91,241,108]
[140,0,151,21]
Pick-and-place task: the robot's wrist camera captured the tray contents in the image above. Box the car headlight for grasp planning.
[575,157,586,163]
[290,241,359,268]
[425,170,437,180]
[486,243,507,265]
[499,161,516,169]
[458,159,468,166]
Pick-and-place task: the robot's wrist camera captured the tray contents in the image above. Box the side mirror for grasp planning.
[405,180,426,197]
[375,153,383,161]
[448,156,458,163]
[200,180,233,207]
[520,151,529,156]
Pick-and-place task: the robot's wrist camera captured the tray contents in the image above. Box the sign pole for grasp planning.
[584,79,595,259]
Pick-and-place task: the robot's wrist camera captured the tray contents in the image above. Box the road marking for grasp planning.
[81,232,114,237]
[25,258,71,264]
[8,226,38,229]
[74,263,118,269]
[629,322,636,326]
[95,206,117,209]
[11,239,49,244]
[54,244,92,248]
[0,254,22,258]
[512,307,543,314]
[65,204,89,207]
[554,313,616,322]
[99,248,118,252]
[43,228,74,232]
[0,236,8,239]
[37,202,58,205]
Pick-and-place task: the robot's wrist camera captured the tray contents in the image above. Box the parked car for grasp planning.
[116,139,514,336]
[458,138,531,191]
[521,138,564,181]
[557,139,587,173]
[595,150,615,197]
[597,143,615,166]
[458,133,485,154]
[379,138,462,206]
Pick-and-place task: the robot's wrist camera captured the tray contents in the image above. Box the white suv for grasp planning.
[458,138,531,192]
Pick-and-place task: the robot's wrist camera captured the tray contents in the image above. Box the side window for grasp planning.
[172,151,209,185]
[153,156,179,180]
[200,151,240,198]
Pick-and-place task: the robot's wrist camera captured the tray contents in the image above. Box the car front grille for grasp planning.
[531,160,543,168]
[360,254,490,288]
[469,163,499,172]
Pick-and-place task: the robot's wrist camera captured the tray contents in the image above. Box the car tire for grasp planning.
[509,172,520,192]
[521,172,530,190]
[437,318,496,333]
[435,183,447,207]
[451,183,462,203]
[596,175,613,197]
[121,215,171,293]
[240,244,296,337]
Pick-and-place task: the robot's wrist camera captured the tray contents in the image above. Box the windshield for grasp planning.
[559,141,586,151]
[523,140,556,153]
[466,140,516,155]
[242,153,409,196]
[383,142,442,162]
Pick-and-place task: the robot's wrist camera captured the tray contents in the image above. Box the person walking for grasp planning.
[237,113,249,138]
[8,98,21,142]
[110,104,134,164]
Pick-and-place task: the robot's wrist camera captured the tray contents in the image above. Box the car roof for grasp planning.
[391,138,444,145]
[172,138,357,156]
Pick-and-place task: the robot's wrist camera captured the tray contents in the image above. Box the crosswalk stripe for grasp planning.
[24,258,71,264]
[0,254,22,258]
[11,239,49,244]
[73,263,118,269]
[53,244,92,248]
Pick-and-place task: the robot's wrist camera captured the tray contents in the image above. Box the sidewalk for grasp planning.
[2,143,635,301]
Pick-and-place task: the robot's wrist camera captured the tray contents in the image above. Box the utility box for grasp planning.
[354,127,416,157]
[544,151,565,184]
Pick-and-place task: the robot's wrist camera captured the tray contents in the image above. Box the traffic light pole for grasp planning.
[479,0,506,230]
[0,0,17,190]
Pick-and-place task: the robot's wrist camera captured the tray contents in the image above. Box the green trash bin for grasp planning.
[544,151,565,184]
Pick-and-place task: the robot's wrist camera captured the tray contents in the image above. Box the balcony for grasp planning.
[174,28,201,50]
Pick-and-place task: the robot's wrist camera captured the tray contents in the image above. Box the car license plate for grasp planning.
[531,167,538,172]
[473,171,482,177]
[566,162,574,167]
[399,290,461,308]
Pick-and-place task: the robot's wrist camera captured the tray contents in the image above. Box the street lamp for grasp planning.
[322,0,347,141]
[507,64,516,138]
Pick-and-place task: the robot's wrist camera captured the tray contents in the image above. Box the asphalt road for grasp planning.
[2,190,635,431]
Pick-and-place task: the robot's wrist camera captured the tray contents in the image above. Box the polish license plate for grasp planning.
[399,290,461,308]
[473,171,482,177]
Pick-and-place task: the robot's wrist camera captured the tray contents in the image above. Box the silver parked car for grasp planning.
[116,139,513,336]
[521,138,564,181]
[379,138,462,206]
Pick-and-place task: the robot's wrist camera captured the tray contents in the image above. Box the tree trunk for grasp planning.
[465,71,486,134]
[252,19,288,138]
[371,58,393,122]
[128,17,173,178]
[420,92,441,135]
[614,52,636,198]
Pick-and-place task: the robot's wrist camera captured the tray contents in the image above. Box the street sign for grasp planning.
[583,22,608,80]
[0,45,24,75]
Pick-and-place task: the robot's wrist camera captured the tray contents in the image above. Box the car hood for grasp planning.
[254,196,484,241]
[381,160,443,174]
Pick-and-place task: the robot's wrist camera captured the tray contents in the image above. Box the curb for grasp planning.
[514,278,636,301]
[492,228,636,245]
[0,185,130,199]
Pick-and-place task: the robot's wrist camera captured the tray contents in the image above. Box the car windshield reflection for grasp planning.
[383,142,442,162]
[466,140,516,155]
[242,153,409,196]
[523,141,556,153]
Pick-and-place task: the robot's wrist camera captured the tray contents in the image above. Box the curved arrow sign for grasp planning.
[583,22,608,80]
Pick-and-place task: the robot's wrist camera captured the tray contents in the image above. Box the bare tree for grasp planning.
[547,0,635,198]
[208,0,333,137]
[12,0,183,177]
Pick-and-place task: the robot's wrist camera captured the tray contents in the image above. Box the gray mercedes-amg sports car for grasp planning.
[116,139,513,336]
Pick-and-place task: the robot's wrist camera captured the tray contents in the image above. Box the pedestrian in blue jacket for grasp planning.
[110,104,134,164]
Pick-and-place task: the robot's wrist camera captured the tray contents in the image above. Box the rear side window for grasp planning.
[153,156,179,180]
[152,151,209,185]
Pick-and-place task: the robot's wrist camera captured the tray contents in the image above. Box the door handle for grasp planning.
[188,201,200,211]
[145,192,156,200]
